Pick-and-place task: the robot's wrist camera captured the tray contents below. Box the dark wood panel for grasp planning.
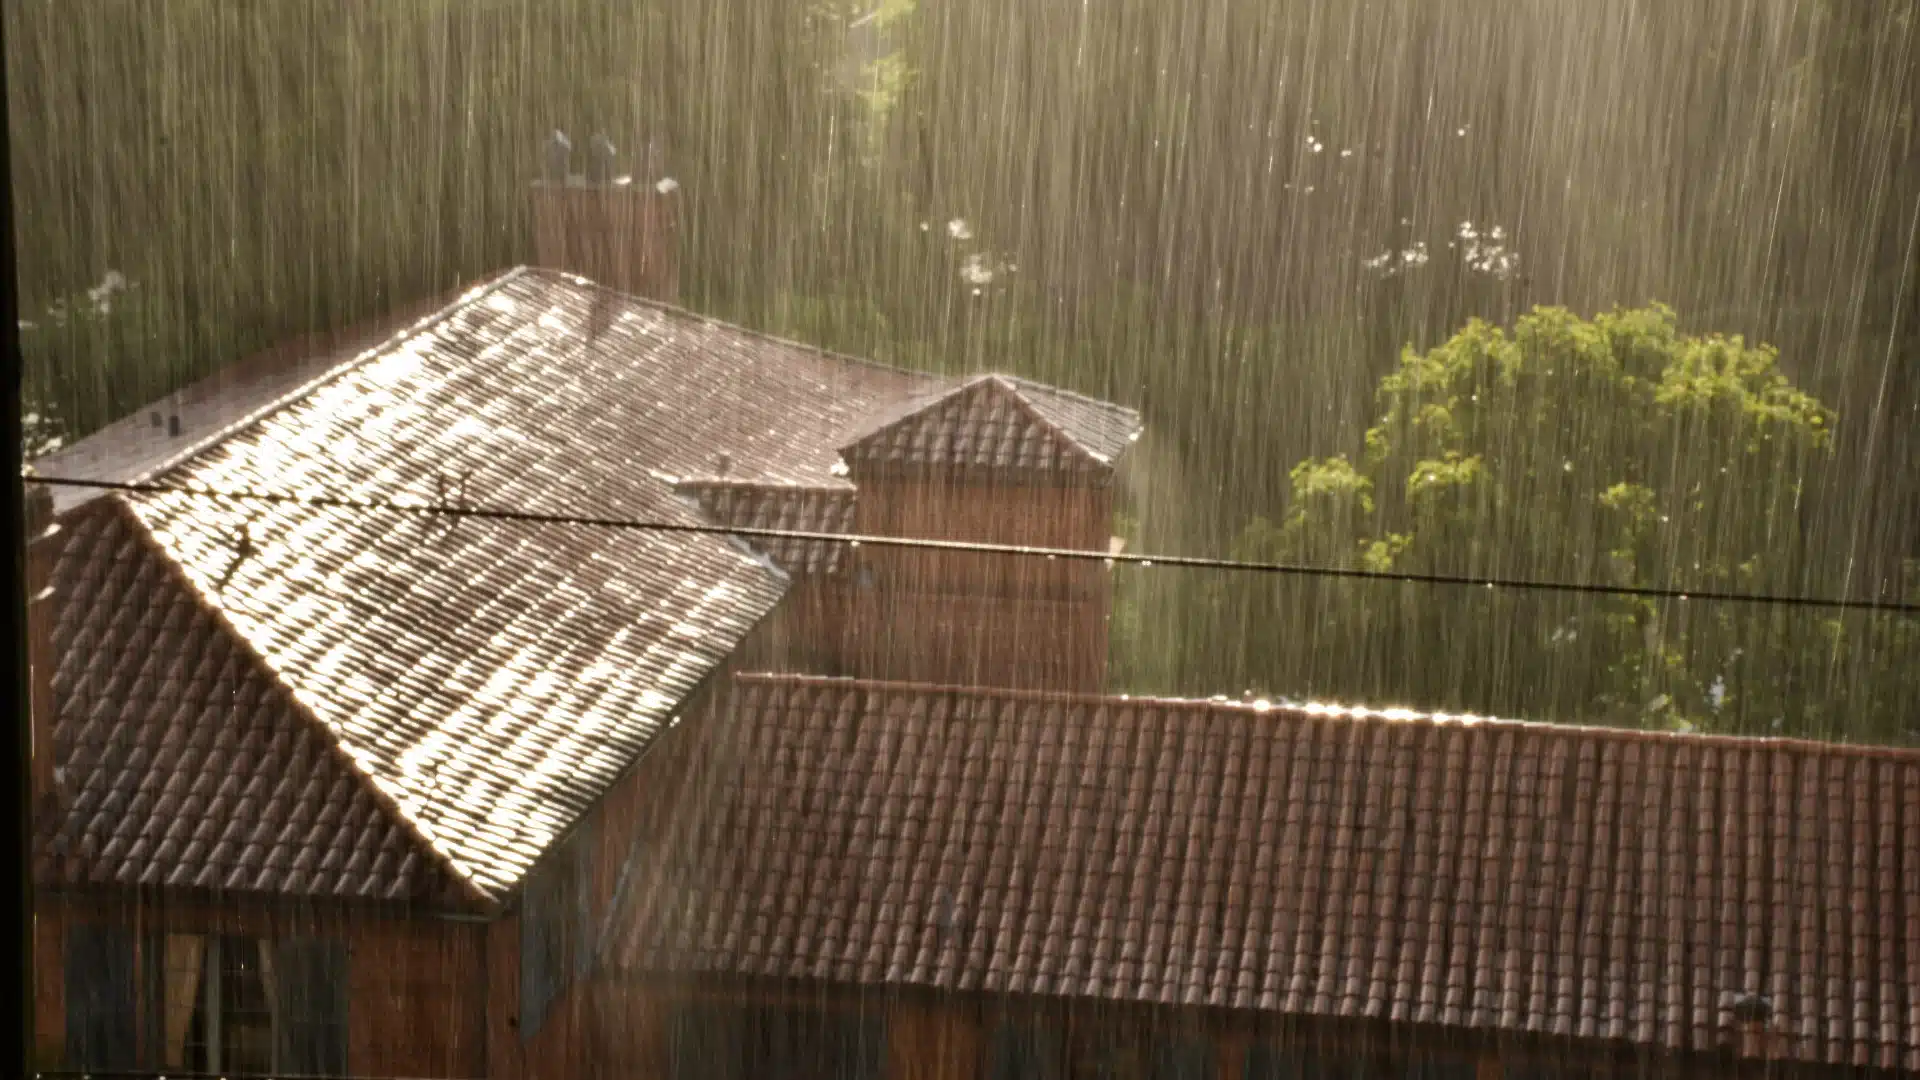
[34,904,65,1067]
[347,918,488,1078]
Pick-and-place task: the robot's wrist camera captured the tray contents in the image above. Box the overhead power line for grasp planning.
[33,1070,436,1080]
[24,474,1920,615]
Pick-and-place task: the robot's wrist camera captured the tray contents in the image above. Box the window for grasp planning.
[165,934,350,1074]
[988,1017,1063,1080]
[168,934,276,1072]
[64,923,137,1070]
[63,926,346,1074]
[669,1001,886,1080]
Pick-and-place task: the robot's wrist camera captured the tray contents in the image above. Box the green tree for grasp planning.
[1224,304,1918,742]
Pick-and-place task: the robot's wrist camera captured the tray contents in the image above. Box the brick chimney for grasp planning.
[530,129,680,303]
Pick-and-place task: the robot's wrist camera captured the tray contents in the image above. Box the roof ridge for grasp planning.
[523,267,940,384]
[831,374,972,451]
[979,374,1111,468]
[139,269,529,487]
[836,373,1107,468]
[671,477,854,493]
[997,372,1141,418]
[98,495,495,909]
[731,672,1920,759]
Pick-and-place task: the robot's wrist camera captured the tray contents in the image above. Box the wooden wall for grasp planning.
[585,976,671,1077]
[575,975,1848,1080]
[486,911,615,1080]
[849,469,1115,692]
[35,891,489,1078]
[346,914,488,1077]
[886,995,983,1080]
[33,904,65,1068]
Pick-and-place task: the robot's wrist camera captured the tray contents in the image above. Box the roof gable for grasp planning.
[998,376,1145,465]
[839,375,1141,474]
[35,499,475,907]
[609,675,1920,1071]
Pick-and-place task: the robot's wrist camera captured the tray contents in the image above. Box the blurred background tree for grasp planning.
[1181,304,1918,741]
[8,0,1915,738]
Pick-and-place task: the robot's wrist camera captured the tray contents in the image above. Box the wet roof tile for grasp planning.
[839,374,1142,474]
[35,499,471,907]
[610,674,1920,1071]
[29,286,477,516]
[34,267,952,900]
[671,480,857,576]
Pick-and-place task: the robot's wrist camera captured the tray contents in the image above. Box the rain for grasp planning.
[10,1,1919,1078]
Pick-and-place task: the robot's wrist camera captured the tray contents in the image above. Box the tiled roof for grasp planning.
[29,287,471,515]
[37,268,944,900]
[609,675,1920,1071]
[35,499,472,906]
[839,375,1142,473]
[998,376,1146,466]
[672,479,858,576]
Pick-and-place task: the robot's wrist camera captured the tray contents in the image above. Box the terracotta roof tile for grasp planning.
[34,499,468,906]
[35,268,966,900]
[839,375,1141,474]
[672,479,856,575]
[610,675,1920,1070]
[28,286,481,516]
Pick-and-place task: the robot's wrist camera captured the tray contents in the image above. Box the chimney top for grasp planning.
[587,134,621,186]
[529,129,681,302]
[543,130,573,186]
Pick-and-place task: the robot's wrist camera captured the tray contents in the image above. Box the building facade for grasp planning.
[28,248,1140,1077]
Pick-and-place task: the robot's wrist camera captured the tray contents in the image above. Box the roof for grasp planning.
[33,267,951,900]
[839,374,1142,474]
[34,498,470,906]
[30,287,468,516]
[672,480,858,576]
[608,674,1920,1071]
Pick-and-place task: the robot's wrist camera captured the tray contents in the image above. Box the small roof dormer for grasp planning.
[836,374,1141,480]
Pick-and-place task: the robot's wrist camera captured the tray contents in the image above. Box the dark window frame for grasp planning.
[64,922,347,1074]
[63,921,138,1070]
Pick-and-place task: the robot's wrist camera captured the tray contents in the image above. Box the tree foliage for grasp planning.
[1217,305,1917,741]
